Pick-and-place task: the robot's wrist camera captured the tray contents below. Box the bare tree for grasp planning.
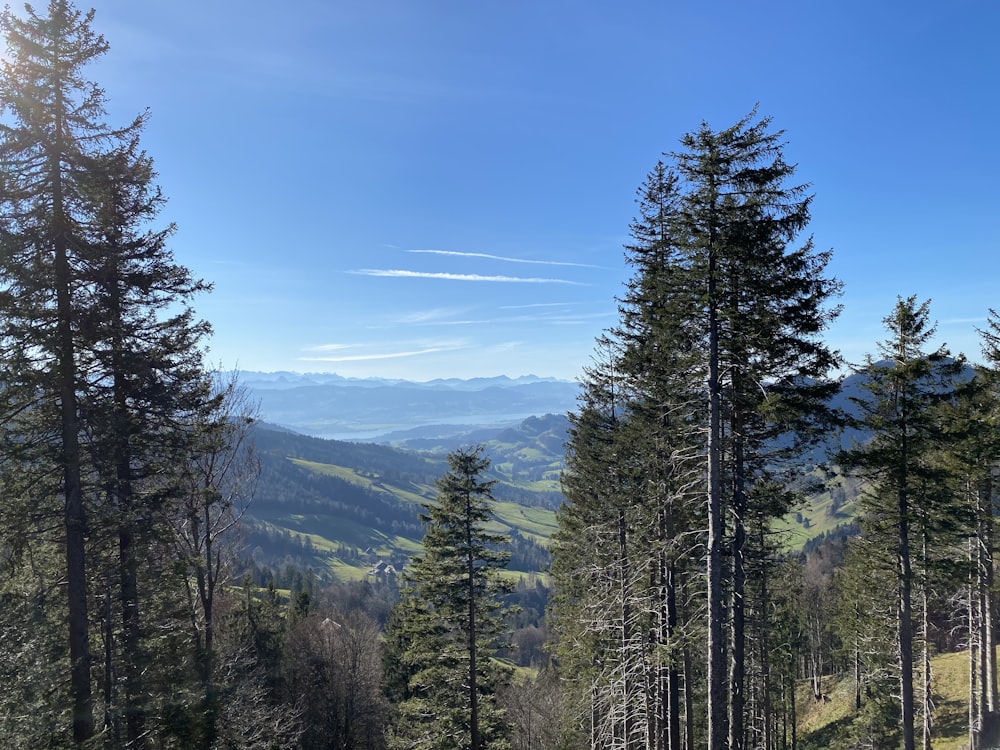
[170,371,260,749]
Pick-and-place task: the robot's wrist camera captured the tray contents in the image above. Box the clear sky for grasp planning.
[74,0,1000,381]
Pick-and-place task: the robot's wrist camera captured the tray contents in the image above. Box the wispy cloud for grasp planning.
[350,269,587,285]
[941,316,987,325]
[300,340,467,363]
[500,302,576,310]
[402,310,614,327]
[396,307,469,324]
[304,343,352,353]
[409,249,599,268]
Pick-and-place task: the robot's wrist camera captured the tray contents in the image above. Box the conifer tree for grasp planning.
[663,110,841,750]
[551,340,646,748]
[387,446,512,750]
[0,2,213,742]
[840,296,965,750]
[0,4,111,737]
[938,308,1000,743]
[551,111,840,750]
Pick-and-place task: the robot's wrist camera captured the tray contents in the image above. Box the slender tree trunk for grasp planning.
[679,570,695,750]
[971,536,979,750]
[759,526,772,750]
[191,486,219,750]
[110,268,147,748]
[899,483,916,750]
[666,561,681,750]
[980,475,998,714]
[790,667,797,750]
[707,236,727,750]
[921,535,932,750]
[618,509,635,749]
[683,637,695,750]
[103,572,116,739]
[467,498,480,750]
[590,683,601,750]
[53,161,94,746]
[119,519,145,746]
[728,424,746,750]
[854,630,862,712]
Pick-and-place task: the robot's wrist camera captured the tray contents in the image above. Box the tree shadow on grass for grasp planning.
[932,696,968,744]
[798,715,855,750]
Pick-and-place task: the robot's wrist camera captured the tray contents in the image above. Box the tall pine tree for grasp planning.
[0,2,212,742]
[840,296,965,750]
[552,109,841,750]
[387,446,512,750]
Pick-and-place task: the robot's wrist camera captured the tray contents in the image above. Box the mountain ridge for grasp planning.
[239,370,580,440]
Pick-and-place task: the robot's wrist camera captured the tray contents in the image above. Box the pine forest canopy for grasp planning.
[1,2,1000,749]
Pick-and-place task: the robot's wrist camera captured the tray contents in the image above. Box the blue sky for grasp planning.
[76,0,1000,381]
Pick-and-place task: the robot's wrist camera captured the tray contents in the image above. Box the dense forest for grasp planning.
[2,3,1000,750]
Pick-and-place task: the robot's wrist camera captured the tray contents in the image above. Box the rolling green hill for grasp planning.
[796,648,979,750]
[243,419,562,582]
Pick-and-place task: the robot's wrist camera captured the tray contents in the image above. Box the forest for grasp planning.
[1,2,999,750]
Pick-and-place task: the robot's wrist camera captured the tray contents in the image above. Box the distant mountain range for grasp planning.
[239,371,580,441]
[240,364,966,583]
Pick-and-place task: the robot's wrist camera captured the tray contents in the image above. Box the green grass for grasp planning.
[289,457,432,505]
[252,452,559,582]
[491,501,558,544]
[773,470,863,551]
[797,649,981,749]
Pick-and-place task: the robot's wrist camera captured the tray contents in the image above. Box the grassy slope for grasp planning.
[773,469,863,551]
[798,649,975,749]
[253,454,556,580]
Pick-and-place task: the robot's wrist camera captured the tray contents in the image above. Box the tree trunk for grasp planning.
[109,267,146,748]
[666,561,681,750]
[971,537,979,750]
[467,496,480,750]
[899,484,916,750]
[921,535,932,750]
[728,423,746,750]
[707,236,727,750]
[980,475,998,714]
[53,162,94,746]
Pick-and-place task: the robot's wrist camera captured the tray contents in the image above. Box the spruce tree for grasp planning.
[387,446,512,750]
[0,2,213,742]
[0,4,110,737]
[663,110,841,750]
[839,296,965,750]
[551,111,840,750]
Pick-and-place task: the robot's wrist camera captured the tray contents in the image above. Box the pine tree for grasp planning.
[663,110,842,750]
[387,446,513,750]
[839,296,965,750]
[0,2,213,742]
[550,111,840,750]
[0,4,111,737]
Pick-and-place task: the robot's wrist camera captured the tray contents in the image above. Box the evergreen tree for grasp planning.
[0,2,212,742]
[832,536,901,748]
[664,110,841,750]
[550,340,652,749]
[387,446,513,750]
[839,296,965,750]
[937,308,1000,745]
[0,5,111,737]
[551,109,841,750]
